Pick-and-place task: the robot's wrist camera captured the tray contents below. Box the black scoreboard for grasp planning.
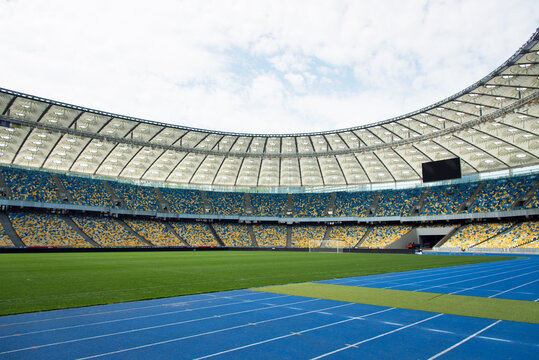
[422,158,461,183]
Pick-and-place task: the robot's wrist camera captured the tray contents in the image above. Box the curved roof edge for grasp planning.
[1,28,537,138]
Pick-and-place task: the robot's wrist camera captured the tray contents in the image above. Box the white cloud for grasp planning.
[0,0,537,134]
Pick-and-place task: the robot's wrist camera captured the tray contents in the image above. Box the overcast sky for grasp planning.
[0,0,537,134]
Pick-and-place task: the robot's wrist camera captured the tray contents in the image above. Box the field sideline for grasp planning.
[0,251,513,316]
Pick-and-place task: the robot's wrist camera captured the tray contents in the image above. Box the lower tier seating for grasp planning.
[125,219,184,247]
[252,224,287,247]
[0,222,14,247]
[213,223,252,247]
[326,225,368,247]
[9,213,91,247]
[479,221,539,248]
[72,216,147,247]
[291,225,325,248]
[169,222,218,247]
[360,225,413,249]
[441,223,514,250]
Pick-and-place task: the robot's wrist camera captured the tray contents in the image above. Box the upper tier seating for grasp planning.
[326,225,368,247]
[333,191,376,217]
[58,174,112,207]
[9,213,91,247]
[160,188,205,214]
[1,167,59,203]
[421,183,477,215]
[213,223,252,247]
[169,222,218,247]
[291,225,326,248]
[71,215,147,247]
[467,176,535,213]
[206,191,244,215]
[0,222,14,247]
[250,193,287,217]
[376,189,423,216]
[360,225,413,248]
[292,193,330,217]
[441,223,513,249]
[479,221,539,248]
[252,224,287,247]
[125,219,184,247]
[110,182,160,211]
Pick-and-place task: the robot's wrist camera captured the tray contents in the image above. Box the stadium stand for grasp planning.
[479,221,539,248]
[252,224,287,248]
[0,221,14,247]
[206,191,244,215]
[421,183,477,215]
[291,225,326,248]
[326,225,368,247]
[250,193,287,217]
[1,167,60,203]
[360,225,413,248]
[125,219,184,247]
[109,182,160,211]
[466,176,535,213]
[160,188,205,214]
[376,188,423,216]
[333,191,376,217]
[213,223,252,247]
[169,222,219,247]
[9,213,91,247]
[441,222,514,250]
[292,193,331,217]
[71,215,147,247]
[58,173,113,208]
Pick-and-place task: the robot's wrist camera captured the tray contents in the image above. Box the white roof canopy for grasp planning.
[0,30,538,189]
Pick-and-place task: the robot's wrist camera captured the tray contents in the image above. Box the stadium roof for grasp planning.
[0,30,538,190]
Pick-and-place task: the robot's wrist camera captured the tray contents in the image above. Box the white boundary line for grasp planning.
[75,302,356,360]
[193,307,396,360]
[310,313,445,359]
[0,294,290,339]
[487,278,539,298]
[0,297,322,355]
[427,320,502,360]
[0,291,261,327]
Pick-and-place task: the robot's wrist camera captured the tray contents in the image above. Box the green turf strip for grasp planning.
[255,282,539,324]
[0,251,514,315]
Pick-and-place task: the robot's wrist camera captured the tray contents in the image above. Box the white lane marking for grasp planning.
[0,291,261,327]
[476,336,513,343]
[310,313,445,359]
[0,294,290,339]
[427,320,502,360]
[487,278,539,298]
[75,302,356,360]
[447,270,539,296]
[0,297,321,355]
[192,307,396,360]
[424,328,454,334]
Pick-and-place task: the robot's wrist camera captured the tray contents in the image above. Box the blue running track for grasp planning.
[0,256,537,359]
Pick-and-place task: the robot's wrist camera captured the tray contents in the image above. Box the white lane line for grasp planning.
[476,336,512,343]
[334,260,518,286]
[487,278,539,298]
[407,262,536,291]
[0,291,261,327]
[75,302,356,360]
[310,313,445,359]
[424,328,454,334]
[414,267,539,293]
[0,294,290,339]
[427,320,501,360]
[0,297,321,355]
[192,307,396,360]
[447,270,539,296]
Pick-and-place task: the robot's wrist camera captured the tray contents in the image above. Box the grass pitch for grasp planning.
[0,251,513,315]
[256,282,539,324]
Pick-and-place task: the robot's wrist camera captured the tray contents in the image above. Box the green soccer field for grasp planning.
[0,251,513,315]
